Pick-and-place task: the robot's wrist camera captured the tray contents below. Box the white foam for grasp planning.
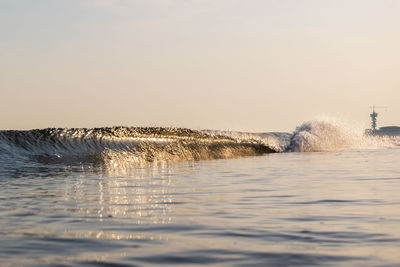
[289,118,399,152]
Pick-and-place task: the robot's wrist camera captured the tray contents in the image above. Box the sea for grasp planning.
[1,119,400,266]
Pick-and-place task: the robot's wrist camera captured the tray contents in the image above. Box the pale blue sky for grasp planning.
[1,0,399,131]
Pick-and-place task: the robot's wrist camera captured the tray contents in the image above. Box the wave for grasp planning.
[0,127,282,167]
[0,120,398,168]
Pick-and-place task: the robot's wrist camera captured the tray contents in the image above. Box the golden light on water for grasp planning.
[63,163,177,228]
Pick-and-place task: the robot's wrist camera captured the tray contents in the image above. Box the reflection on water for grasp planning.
[1,149,400,266]
[64,165,176,225]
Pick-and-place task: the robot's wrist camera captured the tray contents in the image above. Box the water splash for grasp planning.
[289,119,398,152]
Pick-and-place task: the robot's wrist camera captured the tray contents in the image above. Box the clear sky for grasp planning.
[1,0,399,132]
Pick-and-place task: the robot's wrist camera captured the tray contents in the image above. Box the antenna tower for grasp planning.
[369,106,387,130]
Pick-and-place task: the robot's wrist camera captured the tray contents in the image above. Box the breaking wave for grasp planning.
[0,120,398,169]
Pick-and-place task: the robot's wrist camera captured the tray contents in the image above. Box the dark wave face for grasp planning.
[0,127,284,168]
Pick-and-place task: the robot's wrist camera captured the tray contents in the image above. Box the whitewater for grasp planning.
[1,120,400,266]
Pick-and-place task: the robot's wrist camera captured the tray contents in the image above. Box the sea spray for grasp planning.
[289,119,398,152]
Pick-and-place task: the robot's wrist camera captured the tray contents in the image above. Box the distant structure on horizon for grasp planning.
[366,106,400,136]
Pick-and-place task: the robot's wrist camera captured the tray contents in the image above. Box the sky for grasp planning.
[1,0,399,132]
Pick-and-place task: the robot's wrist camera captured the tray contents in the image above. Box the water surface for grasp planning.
[1,148,400,266]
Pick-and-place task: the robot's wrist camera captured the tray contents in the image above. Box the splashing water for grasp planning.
[289,119,399,152]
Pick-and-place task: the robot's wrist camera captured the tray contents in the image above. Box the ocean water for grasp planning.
[1,120,400,266]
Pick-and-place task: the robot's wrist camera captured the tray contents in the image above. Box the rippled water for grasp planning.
[1,148,400,266]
